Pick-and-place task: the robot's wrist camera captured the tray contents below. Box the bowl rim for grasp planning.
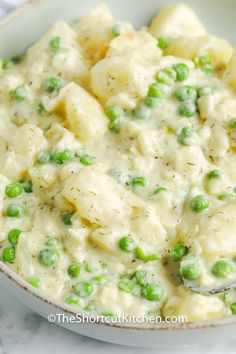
[1,260,236,331]
[0,0,43,28]
[1,0,236,332]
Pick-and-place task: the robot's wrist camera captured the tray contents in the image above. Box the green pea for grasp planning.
[199,54,212,66]
[228,118,236,129]
[180,258,201,280]
[111,24,124,37]
[49,36,62,52]
[52,149,74,164]
[92,275,107,285]
[80,154,94,166]
[176,86,197,102]
[11,85,27,101]
[174,63,189,81]
[73,281,94,297]
[11,54,23,64]
[84,304,96,312]
[5,183,23,198]
[44,76,63,93]
[62,212,74,226]
[21,180,33,193]
[2,247,15,263]
[144,97,159,108]
[170,243,188,262]
[133,105,151,119]
[135,271,149,287]
[101,312,117,318]
[191,195,209,213]
[8,229,22,245]
[197,86,213,98]
[156,67,176,85]
[38,248,58,267]
[37,151,52,164]
[207,170,221,179]
[100,261,108,269]
[84,263,92,272]
[26,276,42,289]
[1,59,11,70]
[118,278,135,293]
[45,237,60,248]
[203,65,214,76]
[230,302,236,315]
[105,106,124,120]
[177,126,193,146]
[157,37,169,50]
[135,247,160,262]
[120,274,131,280]
[6,204,26,218]
[141,283,164,301]
[148,83,166,98]
[217,193,235,201]
[211,260,234,278]
[108,117,122,133]
[65,295,83,307]
[131,176,146,187]
[36,102,46,115]
[119,236,135,252]
[179,101,196,117]
[153,187,168,195]
[68,264,81,279]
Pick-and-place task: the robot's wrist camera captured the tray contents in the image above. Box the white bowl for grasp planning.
[0,0,236,348]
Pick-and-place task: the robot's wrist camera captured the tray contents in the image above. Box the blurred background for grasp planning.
[0,0,27,19]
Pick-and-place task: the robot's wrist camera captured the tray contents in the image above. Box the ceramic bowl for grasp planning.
[0,0,236,348]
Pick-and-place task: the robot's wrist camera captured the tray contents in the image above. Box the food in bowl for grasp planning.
[1,3,236,323]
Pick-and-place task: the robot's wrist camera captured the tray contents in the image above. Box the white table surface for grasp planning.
[0,2,236,353]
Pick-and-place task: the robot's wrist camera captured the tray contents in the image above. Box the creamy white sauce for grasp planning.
[1,3,236,322]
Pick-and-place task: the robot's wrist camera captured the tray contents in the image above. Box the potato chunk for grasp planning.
[25,21,89,88]
[163,293,226,322]
[74,4,114,62]
[47,83,107,142]
[165,35,232,70]
[74,4,132,63]
[90,31,162,105]
[223,48,236,93]
[62,167,136,226]
[149,4,206,38]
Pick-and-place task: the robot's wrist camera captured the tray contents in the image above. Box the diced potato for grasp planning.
[163,293,226,322]
[0,124,48,179]
[130,206,167,253]
[29,165,58,189]
[165,35,233,69]
[26,21,89,88]
[137,130,163,157]
[47,83,108,142]
[45,122,82,151]
[62,167,136,226]
[0,174,10,213]
[90,226,129,254]
[90,31,162,105]
[197,204,236,256]
[223,48,236,93]
[204,125,229,163]
[74,4,114,63]
[95,284,148,316]
[74,4,132,63]
[149,4,206,38]
[167,145,208,181]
